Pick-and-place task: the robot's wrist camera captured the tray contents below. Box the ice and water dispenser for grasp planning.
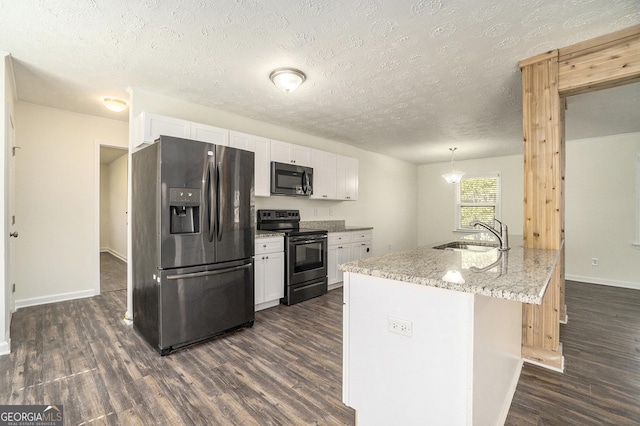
[169,188,201,234]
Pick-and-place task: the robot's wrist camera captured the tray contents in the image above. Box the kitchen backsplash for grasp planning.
[300,220,345,232]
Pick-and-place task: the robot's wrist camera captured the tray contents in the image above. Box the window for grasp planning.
[455,172,501,231]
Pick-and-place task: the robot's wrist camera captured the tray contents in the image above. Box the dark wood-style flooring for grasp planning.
[0,287,354,425]
[1,279,639,425]
[505,280,640,425]
[100,252,127,293]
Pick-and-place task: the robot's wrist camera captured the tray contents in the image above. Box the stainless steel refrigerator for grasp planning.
[132,135,255,355]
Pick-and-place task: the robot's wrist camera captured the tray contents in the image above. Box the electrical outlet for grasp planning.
[591,258,599,266]
[388,316,412,337]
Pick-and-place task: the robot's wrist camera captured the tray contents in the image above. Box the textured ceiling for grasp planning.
[1,1,639,164]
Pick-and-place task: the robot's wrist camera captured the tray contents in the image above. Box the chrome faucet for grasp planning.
[470,219,510,251]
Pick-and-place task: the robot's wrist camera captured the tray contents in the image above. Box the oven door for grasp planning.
[287,234,327,285]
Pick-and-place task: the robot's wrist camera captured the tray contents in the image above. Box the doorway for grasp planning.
[99,145,128,294]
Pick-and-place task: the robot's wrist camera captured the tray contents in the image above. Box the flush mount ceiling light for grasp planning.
[269,68,306,93]
[101,97,128,112]
[441,147,465,184]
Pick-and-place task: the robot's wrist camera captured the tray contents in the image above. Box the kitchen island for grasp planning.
[339,236,561,426]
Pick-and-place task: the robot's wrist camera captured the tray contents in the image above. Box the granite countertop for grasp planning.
[339,236,562,305]
[256,230,285,238]
[300,220,373,233]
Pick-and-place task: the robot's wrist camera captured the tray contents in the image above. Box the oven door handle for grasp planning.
[289,235,327,244]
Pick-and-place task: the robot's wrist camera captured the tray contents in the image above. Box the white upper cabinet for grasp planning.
[190,122,229,145]
[135,112,357,201]
[270,139,312,167]
[310,149,337,200]
[135,112,190,147]
[135,112,230,147]
[229,131,271,197]
[337,155,359,201]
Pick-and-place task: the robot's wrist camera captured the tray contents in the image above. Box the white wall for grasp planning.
[565,132,640,289]
[99,154,128,259]
[107,154,128,260]
[100,165,109,250]
[14,102,128,306]
[417,155,524,246]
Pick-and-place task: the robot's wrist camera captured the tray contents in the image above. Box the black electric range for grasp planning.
[257,210,328,305]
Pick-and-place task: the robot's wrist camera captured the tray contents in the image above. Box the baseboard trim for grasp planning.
[0,339,10,356]
[102,248,128,263]
[15,289,96,310]
[522,343,564,373]
[328,282,343,291]
[566,275,640,291]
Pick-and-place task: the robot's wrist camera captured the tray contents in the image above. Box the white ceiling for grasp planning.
[1,1,638,164]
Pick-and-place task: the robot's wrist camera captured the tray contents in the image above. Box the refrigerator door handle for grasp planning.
[217,161,224,242]
[166,262,252,280]
[207,160,216,243]
[303,169,312,195]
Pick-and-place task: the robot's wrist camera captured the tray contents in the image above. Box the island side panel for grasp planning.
[472,294,523,426]
[343,272,475,426]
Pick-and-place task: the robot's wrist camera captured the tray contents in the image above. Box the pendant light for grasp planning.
[269,68,306,93]
[441,147,465,184]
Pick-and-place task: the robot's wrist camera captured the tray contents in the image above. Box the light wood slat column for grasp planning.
[519,52,565,371]
[558,24,640,96]
[518,25,640,372]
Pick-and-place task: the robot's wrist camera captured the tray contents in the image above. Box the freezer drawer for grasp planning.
[158,259,254,354]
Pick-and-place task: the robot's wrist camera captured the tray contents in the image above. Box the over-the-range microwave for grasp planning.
[270,161,313,196]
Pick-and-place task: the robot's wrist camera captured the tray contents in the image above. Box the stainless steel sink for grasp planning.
[432,241,498,252]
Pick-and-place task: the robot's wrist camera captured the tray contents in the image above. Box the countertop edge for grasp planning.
[255,230,285,238]
[339,238,563,305]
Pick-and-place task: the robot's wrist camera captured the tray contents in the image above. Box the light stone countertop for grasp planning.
[300,220,373,233]
[255,230,285,239]
[339,235,562,305]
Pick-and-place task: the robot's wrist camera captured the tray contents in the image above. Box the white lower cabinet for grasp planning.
[328,230,372,289]
[254,237,284,311]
